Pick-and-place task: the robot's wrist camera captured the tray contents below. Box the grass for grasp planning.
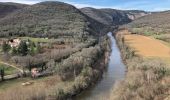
[0,75,63,91]
[0,75,68,100]
[130,28,170,47]
[152,34,170,47]
[0,78,30,91]
[131,28,154,36]
[111,30,170,100]
[20,37,54,43]
[124,31,170,66]
[124,34,170,58]
[0,63,18,75]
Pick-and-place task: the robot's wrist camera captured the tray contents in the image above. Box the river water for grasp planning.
[74,32,126,100]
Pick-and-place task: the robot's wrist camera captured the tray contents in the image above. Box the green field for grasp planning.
[20,37,54,43]
[0,64,18,75]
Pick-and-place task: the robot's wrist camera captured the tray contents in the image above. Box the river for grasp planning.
[74,32,126,100]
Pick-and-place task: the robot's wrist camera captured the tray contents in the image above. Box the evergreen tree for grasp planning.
[0,68,5,81]
[11,47,18,55]
[36,43,41,53]
[29,41,35,55]
[18,41,28,56]
[2,41,11,53]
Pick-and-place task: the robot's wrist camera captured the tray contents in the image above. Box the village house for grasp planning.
[8,38,21,48]
[31,68,39,78]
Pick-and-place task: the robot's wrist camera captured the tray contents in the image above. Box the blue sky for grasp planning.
[1,0,170,11]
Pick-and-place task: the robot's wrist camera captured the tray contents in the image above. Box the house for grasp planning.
[8,38,21,48]
[31,68,39,78]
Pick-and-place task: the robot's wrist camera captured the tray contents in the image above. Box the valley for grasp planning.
[0,1,170,100]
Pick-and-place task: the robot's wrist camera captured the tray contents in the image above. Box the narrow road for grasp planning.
[0,61,23,72]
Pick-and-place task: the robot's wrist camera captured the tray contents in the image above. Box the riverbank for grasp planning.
[110,30,170,100]
[0,34,111,100]
[74,32,126,100]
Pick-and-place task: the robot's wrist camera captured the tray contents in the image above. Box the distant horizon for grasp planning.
[0,0,170,12]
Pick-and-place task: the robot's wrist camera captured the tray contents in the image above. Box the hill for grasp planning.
[125,11,170,35]
[0,1,106,38]
[80,7,148,26]
[0,2,28,18]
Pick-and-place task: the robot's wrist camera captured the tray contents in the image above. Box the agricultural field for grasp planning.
[125,11,170,49]
[124,34,170,65]
[0,63,18,75]
[110,30,170,100]
[124,34,170,58]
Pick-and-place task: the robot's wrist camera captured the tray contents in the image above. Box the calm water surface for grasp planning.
[74,32,126,100]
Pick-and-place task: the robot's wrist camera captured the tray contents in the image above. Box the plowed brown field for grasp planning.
[124,34,170,57]
[124,34,170,64]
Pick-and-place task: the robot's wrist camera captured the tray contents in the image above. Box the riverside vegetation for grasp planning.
[110,31,170,100]
[1,1,170,100]
[0,34,111,100]
[0,1,113,100]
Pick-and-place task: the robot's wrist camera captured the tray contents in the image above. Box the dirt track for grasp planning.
[0,61,23,72]
[124,34,170,59]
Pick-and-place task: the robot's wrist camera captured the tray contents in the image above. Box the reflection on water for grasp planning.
[74,32,126,100]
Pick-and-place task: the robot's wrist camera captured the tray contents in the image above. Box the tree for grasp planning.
[11,47,18,55]
[29,42,35,55]
[36,43,41,54]
[2,41,11,53]
[24,55,34,71]
[18,41,28,56]
[0,68,5,81]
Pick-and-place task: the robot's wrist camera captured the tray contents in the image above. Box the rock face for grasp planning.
[80,7,148,26]
[125,10,149,20]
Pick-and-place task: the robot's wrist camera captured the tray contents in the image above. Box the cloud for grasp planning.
[152,7,170,11]
[65,1,111,8]
[0,0,170,11]
[65,0,150,10]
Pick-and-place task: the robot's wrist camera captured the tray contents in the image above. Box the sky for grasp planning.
[0,0,170,11]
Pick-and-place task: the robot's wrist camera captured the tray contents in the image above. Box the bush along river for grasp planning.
[74,32,126,100]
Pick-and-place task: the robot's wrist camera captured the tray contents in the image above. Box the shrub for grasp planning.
[110,32,170,100]
[2,41,11,53]
[18,41,28,56]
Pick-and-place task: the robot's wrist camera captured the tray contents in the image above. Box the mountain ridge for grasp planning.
[0,2,28,18]
[125,10,170,34]
[80,7,149,26]
[0,1,107,37]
